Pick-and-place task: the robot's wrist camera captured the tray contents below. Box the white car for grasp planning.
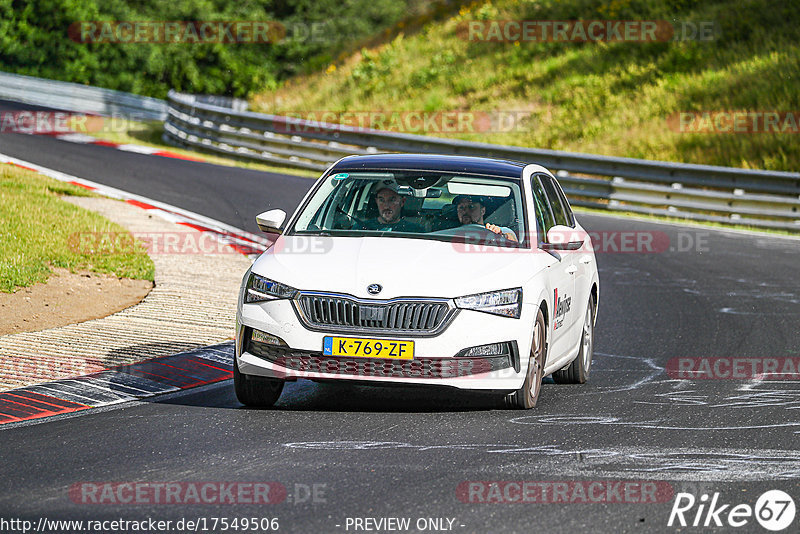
[235,154,598,409]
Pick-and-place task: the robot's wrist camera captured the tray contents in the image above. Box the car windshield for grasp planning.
[288,171,526,247]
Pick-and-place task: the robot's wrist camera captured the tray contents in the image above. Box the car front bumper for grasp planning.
[235,298,536,391]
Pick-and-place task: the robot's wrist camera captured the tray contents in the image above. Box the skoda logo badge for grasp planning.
[367,284,382,295]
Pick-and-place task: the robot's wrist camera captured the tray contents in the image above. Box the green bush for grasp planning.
[254,0,800,171]
[0,0,416,98]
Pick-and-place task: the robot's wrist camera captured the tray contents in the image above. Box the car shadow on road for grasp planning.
[276,379,509,412]
[152,374,558,413]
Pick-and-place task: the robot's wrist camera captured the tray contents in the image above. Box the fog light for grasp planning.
[251,329,286,346]
[455,342,509,357]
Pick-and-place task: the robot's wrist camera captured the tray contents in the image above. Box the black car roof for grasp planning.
[330,154,527,178]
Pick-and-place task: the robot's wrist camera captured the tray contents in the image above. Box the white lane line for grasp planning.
[54,133,97,144]
[116,144,160,154]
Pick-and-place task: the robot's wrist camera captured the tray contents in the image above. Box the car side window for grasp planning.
[548,175,575,227]
[530,175,555,241]
[539,174,569,227]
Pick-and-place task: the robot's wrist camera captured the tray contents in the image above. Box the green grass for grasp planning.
[252,0,800,172]
[0,164,155,293]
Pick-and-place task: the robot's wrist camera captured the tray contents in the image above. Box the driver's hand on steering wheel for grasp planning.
[485,223,518,242]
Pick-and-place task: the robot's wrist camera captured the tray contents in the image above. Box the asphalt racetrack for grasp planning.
[1,101,799,533]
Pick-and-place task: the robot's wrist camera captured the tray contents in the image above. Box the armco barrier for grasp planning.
[163,90,800,231]
[0,71,167,121]
[1,69,798,231]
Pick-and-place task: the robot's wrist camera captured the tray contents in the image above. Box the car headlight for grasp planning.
[245,273,298,303]
[454,288,522,318]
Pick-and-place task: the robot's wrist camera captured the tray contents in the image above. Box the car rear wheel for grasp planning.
[552,297,594,384]
[506,308,546,409]
[234,357,284,407]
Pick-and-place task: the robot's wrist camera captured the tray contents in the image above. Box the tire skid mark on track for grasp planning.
[510,414,800,432]
[0,342,233,427]
[281,440,800,481]
[585,351,664,393]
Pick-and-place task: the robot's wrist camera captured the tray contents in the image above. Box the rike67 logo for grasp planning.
[668,490,796,531]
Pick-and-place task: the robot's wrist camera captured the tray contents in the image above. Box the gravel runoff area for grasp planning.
[0,197,253,391]
[0,268,154,336]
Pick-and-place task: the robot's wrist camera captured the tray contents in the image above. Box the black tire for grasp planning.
[552,297,594,384]
[234,357,284,407]
[506,308,546,409]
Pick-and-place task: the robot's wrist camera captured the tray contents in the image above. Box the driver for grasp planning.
[360,180,424,233]
[453,195,518,242]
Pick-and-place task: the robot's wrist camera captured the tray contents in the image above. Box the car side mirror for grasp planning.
[256,209,287,234]
[540,224,584,251]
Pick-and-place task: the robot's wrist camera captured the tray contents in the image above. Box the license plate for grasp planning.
[323,337,414,360]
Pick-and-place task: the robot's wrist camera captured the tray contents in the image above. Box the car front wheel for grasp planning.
[234,357,285,407]
[506,308,546,409]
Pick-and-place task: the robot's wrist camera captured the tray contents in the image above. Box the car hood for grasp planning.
[250,235,551,299]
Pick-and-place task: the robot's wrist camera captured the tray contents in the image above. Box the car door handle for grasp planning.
[579,256,592,265]
[566,265,578,275]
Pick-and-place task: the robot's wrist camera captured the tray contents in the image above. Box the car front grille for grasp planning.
[247,341,511,379]
[295,293,453,334]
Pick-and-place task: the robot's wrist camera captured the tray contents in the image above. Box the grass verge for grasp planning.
[0,164,155,293]
[252,0,800,172]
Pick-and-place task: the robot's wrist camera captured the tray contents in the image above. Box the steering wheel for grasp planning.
[429,224,506,244]
[465,223,511,244]
[335,206,364,229]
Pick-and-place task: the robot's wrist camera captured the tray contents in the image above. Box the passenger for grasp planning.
[359,180,424,233]
[453,195,518,242]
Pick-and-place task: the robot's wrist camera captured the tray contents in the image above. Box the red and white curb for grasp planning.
[0,152,271,257]
[0,343,234,426]
[48,132,207,162]
[0,153,265,425]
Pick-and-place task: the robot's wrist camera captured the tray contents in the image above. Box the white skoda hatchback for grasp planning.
[235,154,599,409]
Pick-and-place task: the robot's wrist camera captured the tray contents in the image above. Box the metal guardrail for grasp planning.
[0,71,167,120]
[1,70,797,231]
[165,91,800,231]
